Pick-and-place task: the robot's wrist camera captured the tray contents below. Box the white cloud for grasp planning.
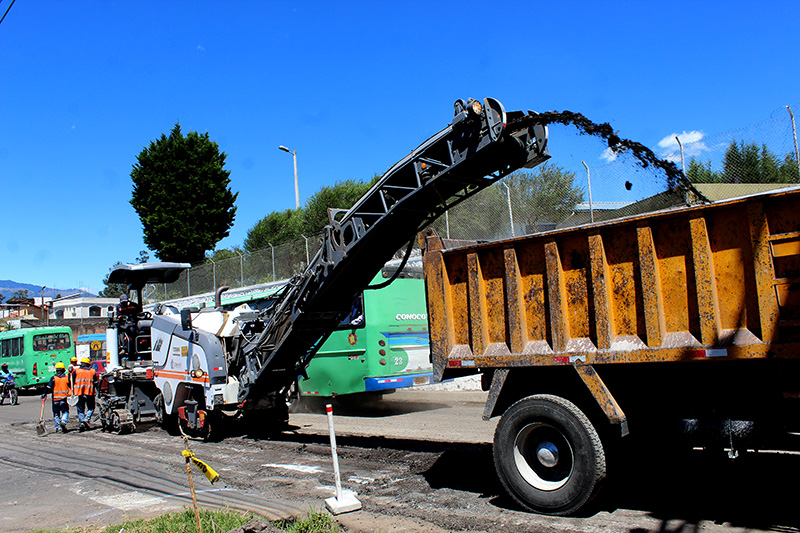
[197,45,205,51]
[657,130,709,161]
[600,147,617,162]
[658,130,705,149]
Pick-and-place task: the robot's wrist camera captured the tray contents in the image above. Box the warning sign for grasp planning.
[90,341,102,351]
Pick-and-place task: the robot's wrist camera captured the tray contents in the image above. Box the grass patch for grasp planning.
[98,508,254,532]
[27,507,340,533]
[277,508,340,533]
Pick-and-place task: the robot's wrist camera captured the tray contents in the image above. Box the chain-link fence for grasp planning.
[143,234,324,303]
[149,106,800,304]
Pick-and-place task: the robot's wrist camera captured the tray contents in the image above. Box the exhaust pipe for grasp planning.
[215,286,230,309]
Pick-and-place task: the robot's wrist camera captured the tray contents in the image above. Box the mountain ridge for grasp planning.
[0,280,96,301]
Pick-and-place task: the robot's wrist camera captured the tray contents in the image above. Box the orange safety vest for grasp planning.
[74,367,96,396]
[53,374,71,401]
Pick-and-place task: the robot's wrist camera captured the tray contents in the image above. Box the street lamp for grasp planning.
[278,145,300,209]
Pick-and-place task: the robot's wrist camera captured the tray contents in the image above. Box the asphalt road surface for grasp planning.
[0,390,798,532]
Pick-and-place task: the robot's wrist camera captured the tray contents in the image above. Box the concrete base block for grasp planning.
[325,492,362,515]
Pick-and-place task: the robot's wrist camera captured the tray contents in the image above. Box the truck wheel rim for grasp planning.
[513,422,573,491]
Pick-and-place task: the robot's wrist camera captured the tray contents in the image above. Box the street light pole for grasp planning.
[279,145,300,209]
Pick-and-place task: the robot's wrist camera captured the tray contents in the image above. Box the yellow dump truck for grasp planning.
[421,186,800,515]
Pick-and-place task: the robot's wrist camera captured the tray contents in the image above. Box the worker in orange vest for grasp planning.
[42,362,71,433]
[74,357,98,432]
[67,356,78,391]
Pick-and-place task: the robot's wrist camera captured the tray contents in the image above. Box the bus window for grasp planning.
[1,338,19,357]
[56,333,70,349]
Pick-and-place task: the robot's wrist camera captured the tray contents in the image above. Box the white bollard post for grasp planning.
[324,403,362,514]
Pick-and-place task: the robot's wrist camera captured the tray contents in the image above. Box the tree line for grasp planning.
[687,141,799,184]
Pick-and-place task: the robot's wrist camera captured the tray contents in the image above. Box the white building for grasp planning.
[49,295,118,320]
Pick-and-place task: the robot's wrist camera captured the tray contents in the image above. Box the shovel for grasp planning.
[67,374,78,407]
[36,396,47,436]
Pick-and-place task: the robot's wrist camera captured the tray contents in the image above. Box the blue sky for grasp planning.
[2,1,798,293]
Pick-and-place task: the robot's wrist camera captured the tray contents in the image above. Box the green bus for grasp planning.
[220,264,432,400]
[0,326,76,389]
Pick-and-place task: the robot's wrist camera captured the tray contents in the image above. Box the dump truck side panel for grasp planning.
[423,188,800,377]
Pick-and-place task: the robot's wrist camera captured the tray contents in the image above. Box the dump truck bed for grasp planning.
[422,186,800,381]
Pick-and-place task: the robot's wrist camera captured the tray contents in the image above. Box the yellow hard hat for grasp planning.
[81,357,91,365]
[70,356,77,363]
[55,362,66,370]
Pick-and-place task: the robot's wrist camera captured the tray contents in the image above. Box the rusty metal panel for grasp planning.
[651,218,697,341]
[544,241,568,353]
[515,240,550,352]
[588,233,612,351]
[689,216,721,345]
[602,225,643,341]
[560,235,593,345]
[503,248,528,354]
[637,225,665,347]
[422,188,800,377]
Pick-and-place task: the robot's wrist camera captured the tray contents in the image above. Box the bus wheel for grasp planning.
[493,394,606,516]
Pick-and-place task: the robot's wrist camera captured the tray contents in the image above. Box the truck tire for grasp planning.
[493,394,606,515]
[286,381,302,414]
[154,393,179,436]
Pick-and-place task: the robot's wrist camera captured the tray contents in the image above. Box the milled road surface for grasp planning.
[0,390,797,532]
